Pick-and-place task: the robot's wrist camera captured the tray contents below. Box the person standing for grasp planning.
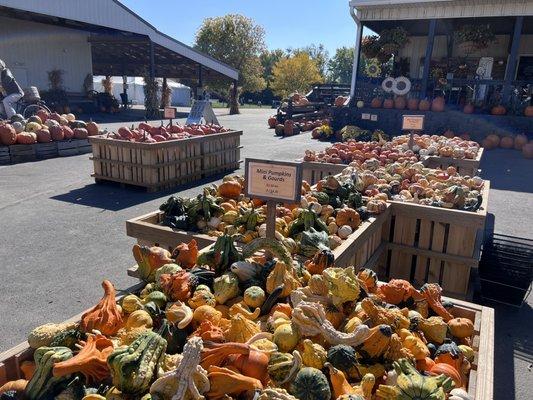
[0,59,24,118]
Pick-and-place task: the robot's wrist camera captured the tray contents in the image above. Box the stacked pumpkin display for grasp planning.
[273,119,330,137]
[0,111,100,146]
[0,236,476,400]
[481,133,532,159]
[370,96,446,112]
[107,122,231,143]
[158,175,387,255]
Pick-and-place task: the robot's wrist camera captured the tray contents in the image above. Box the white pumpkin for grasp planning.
[356,100,365,108]
[12,121,23,133]
[328,222,338,235]
[329,235,342,249]
[309,202,322,214]
[337,225,353,239]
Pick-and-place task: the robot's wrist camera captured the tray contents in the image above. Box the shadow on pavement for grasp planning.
[50,173,228,211]
[78,109,188,124]
[480,149,532,193]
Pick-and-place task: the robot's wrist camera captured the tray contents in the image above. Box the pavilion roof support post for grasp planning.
[502,16,523,103]
[149,39,155,79]
[421,19,437,99]
[349,5,363,99]
[198,65,203,100]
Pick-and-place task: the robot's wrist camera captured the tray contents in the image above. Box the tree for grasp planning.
[194,14,266,114]
[260,49,286,85]
[270,53,324,98]
[327,46,355,84]
[289,44,329,78]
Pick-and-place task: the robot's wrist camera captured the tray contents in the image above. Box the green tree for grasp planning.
[327,46,355,84]
[194,14,266,114]
[289,44,329,78]
[260,49,286,85]
[270,53,324,98]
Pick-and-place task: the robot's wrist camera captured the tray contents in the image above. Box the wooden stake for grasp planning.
[266,200,277,239]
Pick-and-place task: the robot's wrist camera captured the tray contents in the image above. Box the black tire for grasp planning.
[22,103,51,119]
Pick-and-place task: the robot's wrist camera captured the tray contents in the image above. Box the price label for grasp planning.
[164,107,176,119]
[245,159,302,203]
[402,115,425,131]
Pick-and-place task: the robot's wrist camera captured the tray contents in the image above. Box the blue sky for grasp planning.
[120,0,358,55]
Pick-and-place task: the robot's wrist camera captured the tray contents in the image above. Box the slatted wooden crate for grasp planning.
[8,144,36,163]
[89,132,242,192]
[202,130,243,177]
[35,142,58,159]
[374,181,490,299]
[0,146,10,165]
[301,161,346,185]
[422,148,484,177]
[57,139,91,157]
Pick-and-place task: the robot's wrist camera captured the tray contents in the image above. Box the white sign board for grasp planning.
[245,159,302,203]
[186,100,219,125]
[164,107,176,119]
[402,115,425,131]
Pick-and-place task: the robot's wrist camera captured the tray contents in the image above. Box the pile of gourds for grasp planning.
[390,135,480,160]
[159,175,387,254]
[336,161,484,211]
[0,239,475,400]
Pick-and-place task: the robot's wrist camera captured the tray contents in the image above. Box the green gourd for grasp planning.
[242,237,293,267]
[299,228,330,258]
[327,344,359,379]
[244,286,266,308]
[290,367,331,400]
[267,352,294,384]
[107,330,167,395]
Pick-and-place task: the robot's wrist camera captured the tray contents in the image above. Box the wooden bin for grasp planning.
[375,181,490,299]
[0,146,10,165]
[422,148,484,177]
[89,131,242,192]
[8,144,36,163]
[35,142,58,159]
[126,211,217,251]
[301,161,346,185]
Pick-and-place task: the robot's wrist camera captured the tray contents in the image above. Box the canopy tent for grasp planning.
[93,77,191,106]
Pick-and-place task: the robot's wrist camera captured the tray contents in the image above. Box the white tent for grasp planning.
[93,76,191,106]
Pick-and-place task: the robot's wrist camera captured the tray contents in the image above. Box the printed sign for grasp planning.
[361,113,370,120]
[370,114,378,121]
[402,115,425,131]
[164,107,176,119]
[245,159,302,203]
[186,100,219,125]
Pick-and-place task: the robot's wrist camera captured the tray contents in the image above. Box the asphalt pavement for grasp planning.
[0,108,531,399]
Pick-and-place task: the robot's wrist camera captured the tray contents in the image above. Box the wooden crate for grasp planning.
[57,139,91,157]
[35,142,58,159]
[89,131,242,192]
[126,211,217,251]
[202,130,243,177]
[301,161,346,185]
[8,144,36,163]
[0,146,10,165]
[423,148,484,177]
[375,181,490,299]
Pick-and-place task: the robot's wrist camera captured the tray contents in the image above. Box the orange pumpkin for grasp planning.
[268,117,278,128]
[500,136,514,149]
[481,138,494,149]
[172,239,199,269]
[431,97,446,112]
[418,99,431,111]
[80,280,123,336]
[334,96,346,107]
[394,96,406,110]
[370,98,382,108]
[463,103,475,114]
[335,208,361,229]
[383,99,394,109]
[522,143,533,159]
[87,121,100,136]
[407,98,419,111]
[491,105,506,115]
[525,105,533,117]
[0,124,16,145]
[284,120,295,136]
[219,180,242,199]
[416,357,435,372]
[514,134,528,150]
[486,134,500,147]
[429,363,462,388]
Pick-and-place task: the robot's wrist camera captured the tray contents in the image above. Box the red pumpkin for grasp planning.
[0,123,17,145]
[463,103,474,114]
[370,98,382,108]
[284,120,295,136]
[394,96,406,110]
[481,137,494,149]
[383,99,394,109]
[16,132,37,144]
[522,143,533,159]
[407,98,419,111]
[118,127,133,140]
[268,117,277,128]
[138,122,152,132]
[500,136,514,149]
[49,125,64,141]
[514,134,528,150]
[87,121,99,136]
[525,105,533,117]
[73,128,88,139]
[486,134,500,147]
[35,128,51,143]
[62,126,74,140]
[36,109,49,123]
[49,112,61,122]
[418,99,431,111]
[429,363,462,388]
[491,105,506,115]
[431,97,446,112]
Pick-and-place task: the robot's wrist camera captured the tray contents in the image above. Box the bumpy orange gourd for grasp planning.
[335,208,361,229]
[53,334,114,382]
[430,363,462,388]
[159,271,193,301]
[206,365,263,400]
[448,318,474,339]
[218,180,242,199]
[80,280,123,336]
[172,239,198,269]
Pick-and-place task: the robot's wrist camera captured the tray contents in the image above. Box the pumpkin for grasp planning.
[418,99,431,111]
[275,124,285,136]
[290,367,331,400]
[284,120,295,136]
[49,125,64,141]
[132,244,173,283]
[429,363,462,388]
[486,133,500,148]
[324,304,345,329]
[491,105,506,115]
[327,344,358,379]
[172,239,198,269]
[87,121,100,136]
[244,286,266,308]
[370,98,382,108]
[35,129,51,143]
[268,352,296,384]
[522,143,533,159]
[273,322,300,352]
[431,97,445,112]
[500,136,514,149]
[394,96,406,110]
[448,318,474,339]
[62,126,74,139]
[73,128,89,139]
[463,103,474,114]
[218,180,242,199]
[16,132,37,144]
[305,249,335,275]
[268,117,278,128]
[0,123,16,145]
[434,339,463,374]
[525,105,533,117]
[514,134,528,150]
[80,280,123,336]
[383,99,394,109]
[336,208,361,229]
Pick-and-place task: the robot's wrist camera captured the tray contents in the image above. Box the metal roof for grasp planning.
[0,0,239,80]
[349,0,533,21]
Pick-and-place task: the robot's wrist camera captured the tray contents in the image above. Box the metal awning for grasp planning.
[0,0,238,82]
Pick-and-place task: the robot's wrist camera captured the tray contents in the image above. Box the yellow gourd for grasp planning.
[273,323,300,352]
[300,339,327,369]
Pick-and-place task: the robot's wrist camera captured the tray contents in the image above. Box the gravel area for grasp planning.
[0,108,531,399]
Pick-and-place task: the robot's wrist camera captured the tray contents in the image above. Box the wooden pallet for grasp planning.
[8,144,36,163]
[0,146,10,165]
[89,131,242,192]
[375,181,490,299]
[35,142,58,159]
[422,148,484,177]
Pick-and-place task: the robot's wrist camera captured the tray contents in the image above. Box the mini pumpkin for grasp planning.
[448,318,474,339]
[336,208,361,229]
[290,367,331,400]
[219,180,242,199]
